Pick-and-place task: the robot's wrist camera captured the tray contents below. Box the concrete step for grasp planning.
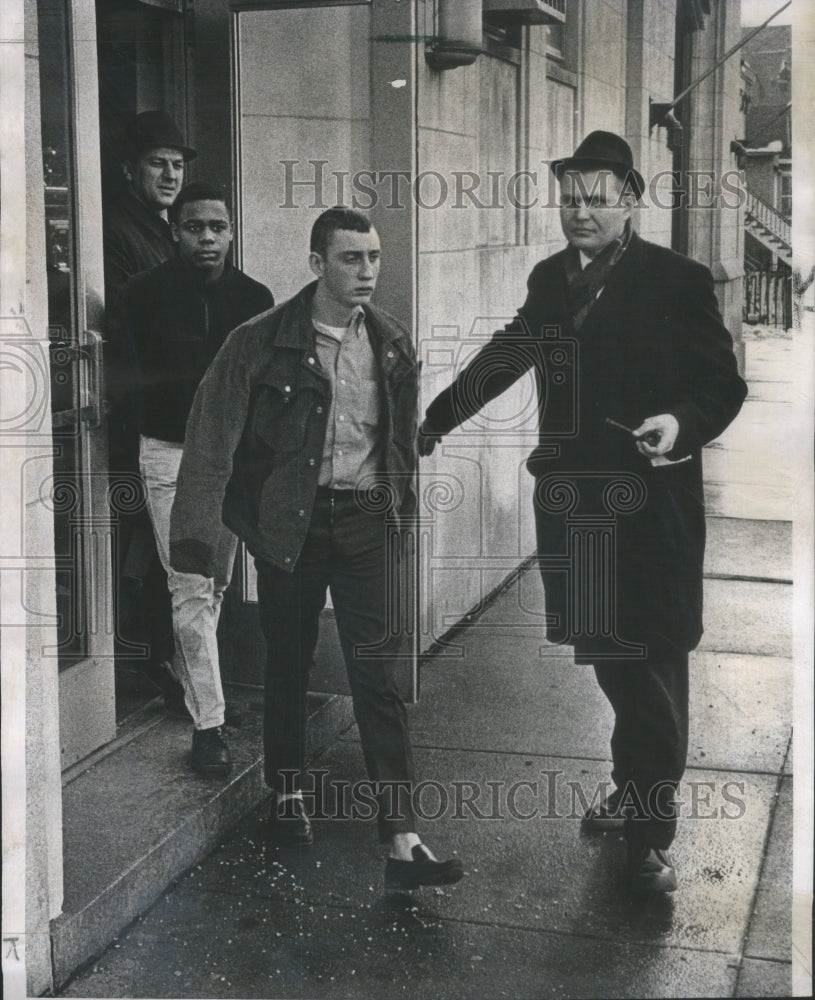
[51,687,354,989]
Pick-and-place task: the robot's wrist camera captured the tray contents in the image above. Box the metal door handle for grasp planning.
[78,330,104,427]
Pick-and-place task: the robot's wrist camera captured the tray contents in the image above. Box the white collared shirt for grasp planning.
[312,307,383,489]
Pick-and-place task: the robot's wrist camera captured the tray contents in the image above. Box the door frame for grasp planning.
[50,0,116,769]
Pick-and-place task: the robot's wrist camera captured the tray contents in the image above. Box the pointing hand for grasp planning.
[418,421,441,457]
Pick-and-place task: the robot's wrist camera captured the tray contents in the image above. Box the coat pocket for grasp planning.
[250,381,320,455]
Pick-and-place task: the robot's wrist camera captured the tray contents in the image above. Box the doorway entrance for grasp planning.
[38,0,114,768]
[94,0,191,722]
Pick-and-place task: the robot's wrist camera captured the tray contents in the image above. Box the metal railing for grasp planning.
[744,190,791,247]
[743,268,792,329]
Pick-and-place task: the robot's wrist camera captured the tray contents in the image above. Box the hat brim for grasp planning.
[149,142,198,163]
[132,142,198,162]
[551,156,644,200]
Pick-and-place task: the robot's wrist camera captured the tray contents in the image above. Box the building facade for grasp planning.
[741,22,792,270]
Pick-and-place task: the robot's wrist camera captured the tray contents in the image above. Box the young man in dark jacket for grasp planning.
[169,208,464,890]
[112,182,274,775]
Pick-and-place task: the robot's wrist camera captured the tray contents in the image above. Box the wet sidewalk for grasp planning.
[59,327,796,1000]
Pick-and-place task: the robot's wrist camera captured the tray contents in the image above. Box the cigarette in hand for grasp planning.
[604,417,661,447]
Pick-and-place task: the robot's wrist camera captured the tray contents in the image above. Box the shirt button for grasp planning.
[316,406,323,414]
[284,385,291,393]
[308,357,315,365]
[338,415,345,422]
[284,557,291,564]
[340,378,346,385]
[337,449,343,456]
[298,509,305,517]
[387,351,394,359]
[308,458,316,466]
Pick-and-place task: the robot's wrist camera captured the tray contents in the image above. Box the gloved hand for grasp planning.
[418,421,442,457]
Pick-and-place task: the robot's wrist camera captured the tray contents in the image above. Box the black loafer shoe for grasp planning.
[384,846,465,891]
[191,726,232,778]
[628,846,677,894]
[582,787,625,832]
[270,796,313,848]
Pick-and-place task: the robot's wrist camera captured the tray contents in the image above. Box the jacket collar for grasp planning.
[275,281,412,356]
[121,186,174,239]
[560,228,646,275]
[610,229,648,273]
[169,255,236,291]
[564,230,648,340]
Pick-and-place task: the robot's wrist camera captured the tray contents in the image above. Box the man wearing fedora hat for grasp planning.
[104,111,198,720]
[419,131,747,893]
[104,110,197,302]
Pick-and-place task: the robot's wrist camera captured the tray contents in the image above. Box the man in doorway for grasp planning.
[419,132,747,893]
[104,110,196,715]
[104,110,195,301]
[113,182,274,775]
[170,208,464,889]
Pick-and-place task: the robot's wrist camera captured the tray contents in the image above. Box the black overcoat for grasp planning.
[424,233,748,660]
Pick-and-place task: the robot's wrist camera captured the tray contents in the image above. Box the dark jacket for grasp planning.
[110,257,274,443]
[424,232,748,657]
[103,187,177,303]
[169,282,419,577]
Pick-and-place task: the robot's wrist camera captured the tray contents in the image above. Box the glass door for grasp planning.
[39,0,116,768]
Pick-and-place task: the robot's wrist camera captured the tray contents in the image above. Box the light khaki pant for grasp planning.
[139,435,237,730]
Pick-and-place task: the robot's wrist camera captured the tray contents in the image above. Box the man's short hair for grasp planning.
[310,207,372,258]
[170,182,232,223]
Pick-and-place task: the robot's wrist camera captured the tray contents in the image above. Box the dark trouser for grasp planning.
[594,649,689,850]
[255,488,416,843]
[108,408,174,671]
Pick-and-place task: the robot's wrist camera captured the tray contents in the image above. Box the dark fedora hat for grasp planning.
[551,130,644,199]
[127,110,197,162]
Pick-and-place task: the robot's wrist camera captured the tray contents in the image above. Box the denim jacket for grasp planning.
[169,282,419,576]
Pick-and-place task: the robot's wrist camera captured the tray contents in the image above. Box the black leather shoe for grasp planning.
[269,796,313,848]
[581,787,625,832]
[384,845,465,890]
[628,846,677,894]
[190,726,232,778]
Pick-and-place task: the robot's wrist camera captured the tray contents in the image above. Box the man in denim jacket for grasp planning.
[170,208,463,890]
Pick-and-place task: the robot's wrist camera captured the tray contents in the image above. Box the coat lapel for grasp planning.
[573,233,648,344]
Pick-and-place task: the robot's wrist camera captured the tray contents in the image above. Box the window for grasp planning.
[546,21,565,59]
[545,8,577,79]
[778,163,791,219]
